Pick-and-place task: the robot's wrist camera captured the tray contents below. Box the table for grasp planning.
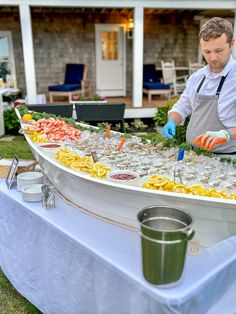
[2,87,22,107]
[0,179,236,314]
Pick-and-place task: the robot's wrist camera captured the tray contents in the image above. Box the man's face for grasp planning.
[200,33,234,73]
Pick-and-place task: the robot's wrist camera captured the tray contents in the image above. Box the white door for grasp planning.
[95,24,126,97]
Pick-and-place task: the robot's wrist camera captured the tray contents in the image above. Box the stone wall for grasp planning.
[0,7,200,100]
[144,13,199,66]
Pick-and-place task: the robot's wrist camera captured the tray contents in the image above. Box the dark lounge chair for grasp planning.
[26,103,73,118]
[75,103,126,132]
[48,64,89,103]
[143,64,171,102]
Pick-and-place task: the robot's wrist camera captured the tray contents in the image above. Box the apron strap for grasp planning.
[196,76,206,93]
[216,75,228,96]
[197,74,228,96]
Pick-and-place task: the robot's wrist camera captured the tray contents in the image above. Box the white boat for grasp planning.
[16,109,236,248]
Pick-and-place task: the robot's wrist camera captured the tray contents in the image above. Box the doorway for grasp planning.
[95,24,126,97]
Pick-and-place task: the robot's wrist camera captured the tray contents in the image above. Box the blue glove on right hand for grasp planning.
[162,119,176,139]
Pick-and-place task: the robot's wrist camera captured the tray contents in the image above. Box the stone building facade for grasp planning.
[0,7,200,99]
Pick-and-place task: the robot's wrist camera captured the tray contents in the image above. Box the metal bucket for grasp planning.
[137,205,194,285]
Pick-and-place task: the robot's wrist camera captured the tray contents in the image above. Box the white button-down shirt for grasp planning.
[169,55,236,128]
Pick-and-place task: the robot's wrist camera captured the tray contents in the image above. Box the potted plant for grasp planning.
[71,94,107,103]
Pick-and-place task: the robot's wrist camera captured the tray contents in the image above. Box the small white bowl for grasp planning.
[17,171,44,191]
[107,170,139,186]
[21,184,43,202]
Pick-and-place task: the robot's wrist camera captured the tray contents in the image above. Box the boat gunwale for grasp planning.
[15,108,236,207]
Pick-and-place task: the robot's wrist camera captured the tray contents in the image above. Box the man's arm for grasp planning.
[168,112,183,125]
[228,127,236,140]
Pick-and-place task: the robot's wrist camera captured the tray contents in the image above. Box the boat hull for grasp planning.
[28,137,236,248]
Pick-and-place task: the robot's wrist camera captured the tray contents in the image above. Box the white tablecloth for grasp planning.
[0,179,236,314]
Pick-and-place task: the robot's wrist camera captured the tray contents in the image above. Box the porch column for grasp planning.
[132,6,144,108]
[233,10,236,59]
[19,4,37,104]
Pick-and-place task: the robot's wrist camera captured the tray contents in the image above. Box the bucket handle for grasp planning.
[183,229,195,241]
[140,232,194,245]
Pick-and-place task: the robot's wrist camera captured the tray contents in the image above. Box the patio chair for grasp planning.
[188,61,205,76]
[161,60,188,96]
[48,64,90,103]
[75,102,126,132]
[26,103,73,118]
[143,64,171,102]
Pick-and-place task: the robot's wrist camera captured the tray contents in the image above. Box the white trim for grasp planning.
[19,4,37,104]
[124,108,157,119]
[1,0,236,9]
[132,6,144,107]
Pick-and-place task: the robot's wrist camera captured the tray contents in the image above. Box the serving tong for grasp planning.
[41,184,55,209]
[91,150,99,163]
[173,148,184,184]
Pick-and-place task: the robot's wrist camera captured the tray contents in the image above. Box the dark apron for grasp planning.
[186,75,236,153]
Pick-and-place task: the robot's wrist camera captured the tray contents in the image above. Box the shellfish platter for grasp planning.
[15,106,236,247]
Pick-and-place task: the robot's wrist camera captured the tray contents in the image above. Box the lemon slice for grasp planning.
[70,161,82,170]
[164,182,175,190]
[97,168,106,177]
[173,187,186,194]
[93,162,101,171]
[85,161,93,169]
[22,113,33,121]
[153,177,168,187]
[209,192,224,198]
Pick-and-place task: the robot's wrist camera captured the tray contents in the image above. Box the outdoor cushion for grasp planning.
[143,64,162,83]
[64,64,84,84]
[48,83,81,92]
[143,82,170,90]
[48,64,84,92]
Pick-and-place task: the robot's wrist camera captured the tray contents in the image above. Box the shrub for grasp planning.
[153,96,179,126]
[4,109,20,135]
[130,120,148,131]
[153,96,192,145]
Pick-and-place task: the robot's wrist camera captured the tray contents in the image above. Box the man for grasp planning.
[162,17,236,153]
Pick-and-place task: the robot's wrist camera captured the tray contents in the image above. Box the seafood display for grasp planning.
[69,130,236,198]
[15,107,236,247]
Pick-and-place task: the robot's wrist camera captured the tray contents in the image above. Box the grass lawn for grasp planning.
[0,135,41,313]
[0,271,41,314]
[0,135,34,160]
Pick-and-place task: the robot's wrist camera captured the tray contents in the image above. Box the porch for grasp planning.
[1,2,236,111]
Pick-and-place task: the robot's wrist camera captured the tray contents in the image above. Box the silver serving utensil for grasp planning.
[41,184,55,209]
[173,148,184,184]
[91,150,98,163]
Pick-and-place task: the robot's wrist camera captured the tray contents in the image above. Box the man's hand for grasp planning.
[162,119,176,139]
[193,130,232,151]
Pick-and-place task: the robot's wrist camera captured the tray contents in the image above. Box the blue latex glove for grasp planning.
[162,119,176,139]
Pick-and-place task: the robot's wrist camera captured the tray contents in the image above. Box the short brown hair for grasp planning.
[198,17,233,43]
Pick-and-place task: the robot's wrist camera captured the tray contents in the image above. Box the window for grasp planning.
[0,31,16,87]
[101,31,118,60]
